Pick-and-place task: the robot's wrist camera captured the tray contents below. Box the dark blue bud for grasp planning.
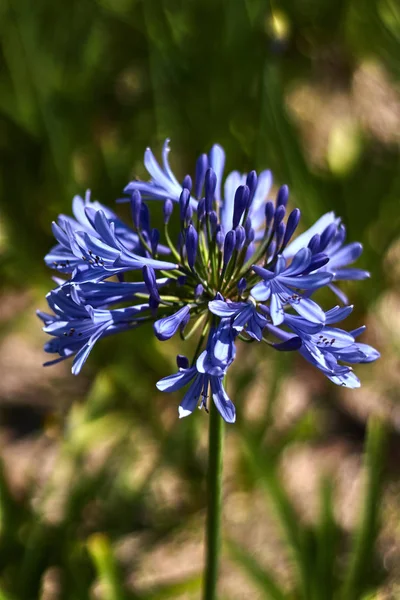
[205,168,217,213]
[197,198,205,221]
[130,190,142,228]
[246,171,258,207]
[273,204,286,230]
[238,277,247,294]
[194,283,204,299]
[150,228,160,254]
[246,228,255,244]
[275,222,285,249]
[154,306,190,341]
[320,223,337,252]
[308,234,321,254]
[209,210,218,233]
[276,184,289,208]
[140,203,150,232]
[233,185,250,229]
[195,153,208,199]
[304,252,329,273]
[264,201,275,227]
[177,355,189,369]
[141,229,151,249]
[283,208,301,248]
[186,204,193,222]
[179,188,191,221]
[216,230,224,249]
[182,174,192,192]
[235,225,245,250]
[244,216,252,235]
[149,295,159,315]
[186,224,198,268]
[142,265,160,301]
[163,199,173,224]
[267,240,276,261]
[223,230,236,266]
[177,275,187,286]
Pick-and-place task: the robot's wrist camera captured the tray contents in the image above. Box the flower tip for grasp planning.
[178,406,192,419]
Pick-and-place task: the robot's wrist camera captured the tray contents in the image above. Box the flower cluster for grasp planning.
[39,140,379,423]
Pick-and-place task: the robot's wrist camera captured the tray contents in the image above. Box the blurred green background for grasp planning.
[0,0,400,598]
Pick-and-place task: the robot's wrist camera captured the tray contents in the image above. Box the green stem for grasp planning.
[202,399,224,600]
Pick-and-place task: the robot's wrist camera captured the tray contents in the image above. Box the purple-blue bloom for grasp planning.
[156,354,236,423]
[251,248,333,325]
[39,139,378,422]
[208,298,267,341]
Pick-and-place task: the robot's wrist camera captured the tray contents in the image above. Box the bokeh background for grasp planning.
[0,0,400,598]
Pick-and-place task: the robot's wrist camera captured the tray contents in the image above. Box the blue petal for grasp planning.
[250,282,271,302]
[270,293,285,325]
[179,374,204,418]
[280,272,333,289]
[209,144,225,203]
[221,171,245,233]
[250,170,273,216]
[333,268,370,281]
[208,299,244,318]
[252,265,275,280]
[71,323,109,375]
[156,366,196,392]
[328,283,349,304]
[144,146,177,193]
[154,306,191,341]
[210,377,236,423]
[291,296,326,324]
[328,242,363,268]
[272,337,302,351]
[162,139,181,187]
[284,247,312,276]
[325,305,354,324]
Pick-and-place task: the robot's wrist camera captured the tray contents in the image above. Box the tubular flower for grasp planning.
[39,140,379,422]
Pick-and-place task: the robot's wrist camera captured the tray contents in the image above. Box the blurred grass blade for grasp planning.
[227,539,288,600]
[140,574,202,599]
[241,433,311,599]
[315,478,339,600]
[87,533,126,600]
[340,418,387,600]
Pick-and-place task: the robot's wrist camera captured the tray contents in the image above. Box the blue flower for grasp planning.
[68,279,169,308]
[51,209,177,283]
[123,141,273,237]
[283,213,369,303]
[267,305,379,388]
[40,138,379,422]
[208,298,267,341]
[45,191,142,274]
[251,248,333,325]
[38,287,150,374]
[124,139,189,203]
[156,355,236,423]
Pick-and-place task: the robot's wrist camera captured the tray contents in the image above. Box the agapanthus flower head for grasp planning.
[39,139,379,422]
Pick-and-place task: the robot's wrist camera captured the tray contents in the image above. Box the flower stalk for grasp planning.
[203,396,224,600]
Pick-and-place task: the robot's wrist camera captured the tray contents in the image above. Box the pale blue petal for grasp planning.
[156,367,196,392]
